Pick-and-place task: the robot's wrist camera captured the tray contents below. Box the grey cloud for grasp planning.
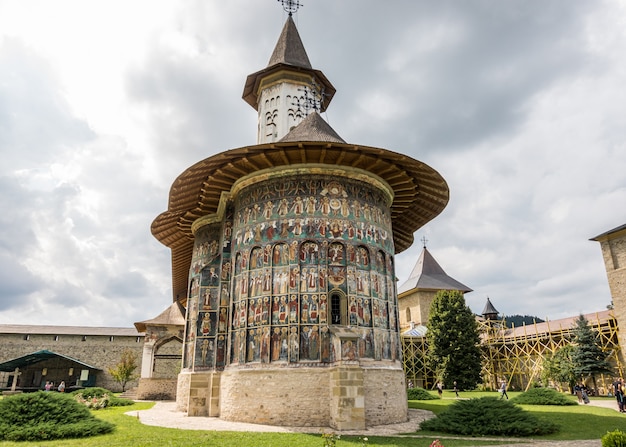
[0,38,94,172]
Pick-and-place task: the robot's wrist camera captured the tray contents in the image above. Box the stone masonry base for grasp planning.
[176,364,407,430]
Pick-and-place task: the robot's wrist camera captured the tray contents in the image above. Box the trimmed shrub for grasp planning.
[511,387,578,406]
[419,397,559,437]
[0,391,114,441]
[602,430,626,447]
[407,387,438,400]
[71,387,133,407]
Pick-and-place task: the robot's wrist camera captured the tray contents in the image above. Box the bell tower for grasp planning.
[242,11,335,143]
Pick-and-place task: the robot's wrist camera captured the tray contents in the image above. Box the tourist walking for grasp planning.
[453,381,459,397]
[58,381,65,393]
[574,383,583,403]
[613,378,624,412]
[499,381,509,399]
[436,382,443,398]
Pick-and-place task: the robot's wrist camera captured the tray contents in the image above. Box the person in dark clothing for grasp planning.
[499,381,509,399]
[613,378,624,412]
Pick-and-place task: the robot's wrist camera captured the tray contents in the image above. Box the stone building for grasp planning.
[133,302,185,400]
[398,246,472,329]
[0,324,143,392]
[592,223,626,363]
[149,15,449,430]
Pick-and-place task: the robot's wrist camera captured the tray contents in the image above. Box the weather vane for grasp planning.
[278,0,302,16]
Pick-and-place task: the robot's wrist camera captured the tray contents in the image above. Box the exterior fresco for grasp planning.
[180,173,401,372]
[184,214,233,371]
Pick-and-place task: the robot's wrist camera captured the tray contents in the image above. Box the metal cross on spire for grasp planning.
[421,236,429,248]
[291,80,330,117]
[278,0,302,16]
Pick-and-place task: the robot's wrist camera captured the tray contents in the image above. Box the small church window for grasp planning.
[23,334,30,341]
[330,292,347,325]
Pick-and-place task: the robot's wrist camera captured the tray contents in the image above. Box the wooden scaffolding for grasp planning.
[401,309,623,393]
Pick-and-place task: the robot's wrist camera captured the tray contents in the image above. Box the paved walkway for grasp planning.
[126,399,621,446]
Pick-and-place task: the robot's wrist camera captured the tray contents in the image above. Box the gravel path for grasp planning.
[126,398,620,446]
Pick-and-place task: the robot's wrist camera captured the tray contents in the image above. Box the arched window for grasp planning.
[330,290,348,325]
[406,307,411,324]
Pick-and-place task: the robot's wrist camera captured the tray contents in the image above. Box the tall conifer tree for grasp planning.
[571,314,612,391]
[426,290,482,390]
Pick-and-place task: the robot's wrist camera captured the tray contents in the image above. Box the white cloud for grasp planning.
[0,0,624,327]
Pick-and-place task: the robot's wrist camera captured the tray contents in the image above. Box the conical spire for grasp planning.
[398,247,472,294]
[267,15,312,69]
[481,297,499,320]
[242,14,336,141]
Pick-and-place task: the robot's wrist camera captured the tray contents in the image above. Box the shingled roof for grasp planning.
[590,223,626,241]
[279,112,345,143]
[242,16,335,111]
[398,247,472,295]
[267,14,312,69]
[134,302,186,333]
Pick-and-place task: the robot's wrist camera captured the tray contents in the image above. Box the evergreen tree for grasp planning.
[426,290,482,390]
[570,314,612,391]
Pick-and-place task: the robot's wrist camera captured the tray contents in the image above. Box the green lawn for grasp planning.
[410,389,626,441]
[1,391,625,446]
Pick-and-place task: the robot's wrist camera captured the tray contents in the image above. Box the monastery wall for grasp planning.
[0,332,143,392]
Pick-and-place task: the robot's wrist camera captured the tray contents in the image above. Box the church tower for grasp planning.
[398,246,472,328]
[591,223,626,367]
[243,15,335,144]
[151,8,449,430]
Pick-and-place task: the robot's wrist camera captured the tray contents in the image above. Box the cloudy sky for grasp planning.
[1,0,625,328]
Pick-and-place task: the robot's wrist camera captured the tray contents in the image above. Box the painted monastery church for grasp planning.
[2,9,626,432]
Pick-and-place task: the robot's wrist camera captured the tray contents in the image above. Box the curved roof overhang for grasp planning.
[152,141,449,302]
[242,63,336,112]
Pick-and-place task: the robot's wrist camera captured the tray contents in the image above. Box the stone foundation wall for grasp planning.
[220,367,331,426]
[176,371,192,411]
[136,378,177,400]
[214,364,407,428]
[363,365,408,425]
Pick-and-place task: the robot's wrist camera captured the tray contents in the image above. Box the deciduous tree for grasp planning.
[108,350,139,392]
[541,345,577,392]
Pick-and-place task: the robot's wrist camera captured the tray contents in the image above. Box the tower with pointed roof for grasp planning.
[243,15,335,144]
[149,12,449,430]
[398,246,472,328]
[591,223,626,365]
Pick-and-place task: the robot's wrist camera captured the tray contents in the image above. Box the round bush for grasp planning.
[0,391,114,441]
[602,429,626,447]
[510,387,578,406]
[419,396,559,437]
[407,387,438,400]
[71,387,133,407]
